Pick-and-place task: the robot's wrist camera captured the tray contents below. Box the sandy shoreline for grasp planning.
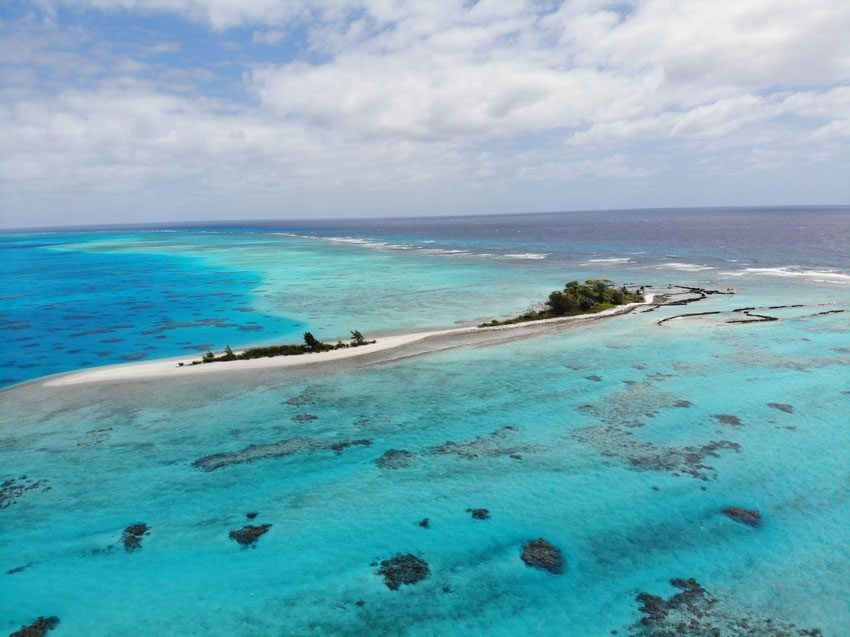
[40,296,654,387]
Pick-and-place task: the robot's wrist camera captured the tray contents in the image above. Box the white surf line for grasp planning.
[42,296,654,387]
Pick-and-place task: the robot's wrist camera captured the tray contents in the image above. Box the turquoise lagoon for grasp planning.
[1,209,849,635]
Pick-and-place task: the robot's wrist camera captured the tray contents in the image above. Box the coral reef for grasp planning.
[521,538,565,574]
[377,554,430,590]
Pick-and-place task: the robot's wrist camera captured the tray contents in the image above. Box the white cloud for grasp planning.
[252,29,287,46]
[1,0,849,226]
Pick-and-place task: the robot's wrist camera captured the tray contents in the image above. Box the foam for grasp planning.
[660,262,716,272]
[729,267,850,283]
[502,253,548,260]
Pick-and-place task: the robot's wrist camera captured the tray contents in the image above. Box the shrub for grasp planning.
[303,332,322,350]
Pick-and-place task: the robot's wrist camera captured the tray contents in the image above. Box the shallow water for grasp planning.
[1,208,849,635]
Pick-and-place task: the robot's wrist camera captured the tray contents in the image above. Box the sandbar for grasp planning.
[41,295,654,387]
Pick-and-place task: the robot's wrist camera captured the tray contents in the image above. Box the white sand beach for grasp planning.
[42,296,654,387]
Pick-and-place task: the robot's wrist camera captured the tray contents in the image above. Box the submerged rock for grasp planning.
[283,386,320,406]
[574,424,741,480]
[121,523,150,552]
[193,436,373,471]
[229,523,272,547]
[10,616,60,637]
[723,507,761,527]
[375,449,416,469]
[378,554,430,590]
[577,382,678,428]
[635,578,711,629]
[292,413,318,423]
[426,426,532,459]
[672,400,692,408]
[246,512,258,520]
[418,518,430,529]
[767,402,794,414]
[521,538,565,574]
[77,427,112,447]
[713,414,743,426]
[6,562,34,575]
[632,577,821,636]
[585,374,603,382]
[0,476,50,510]
[328,439,372,453]
[467,508,490,520]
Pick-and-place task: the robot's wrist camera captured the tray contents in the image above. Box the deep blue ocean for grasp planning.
[1,207,849,635]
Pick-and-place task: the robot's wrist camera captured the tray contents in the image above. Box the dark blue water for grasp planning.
[165,205,850,269]
[0,233,302,387]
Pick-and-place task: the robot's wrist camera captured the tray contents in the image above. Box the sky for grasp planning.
[1,0,849,228]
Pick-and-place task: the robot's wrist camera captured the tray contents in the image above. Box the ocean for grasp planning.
[1,207,848,635]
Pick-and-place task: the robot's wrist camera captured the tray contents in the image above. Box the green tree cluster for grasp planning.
[546,280,640,316]
[480,280,644,327]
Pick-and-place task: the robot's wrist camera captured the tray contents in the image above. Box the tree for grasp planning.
[303,332,322,350]
[565,280,582,294]
[547,290,577,315]
[350,330,366,346]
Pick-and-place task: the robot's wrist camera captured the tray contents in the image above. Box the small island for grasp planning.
[48,285,656,386]
[185,330,375,366]
[186,282,646,367]
[479,279,645,327]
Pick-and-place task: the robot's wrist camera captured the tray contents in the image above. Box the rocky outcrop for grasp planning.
[657,310,722,326]
[10,616,60,637]
[121,523,150,552]
[377,554,430,590]
[521,538,565,574]
[229,523,272,547]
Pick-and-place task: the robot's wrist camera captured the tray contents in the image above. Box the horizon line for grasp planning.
[2,203,849,233]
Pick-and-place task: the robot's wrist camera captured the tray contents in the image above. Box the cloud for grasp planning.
[1,0,849,226]
[252,29,287,46]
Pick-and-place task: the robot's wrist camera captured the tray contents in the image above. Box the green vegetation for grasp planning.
[479,280,644,327]
[187,330,376,366]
